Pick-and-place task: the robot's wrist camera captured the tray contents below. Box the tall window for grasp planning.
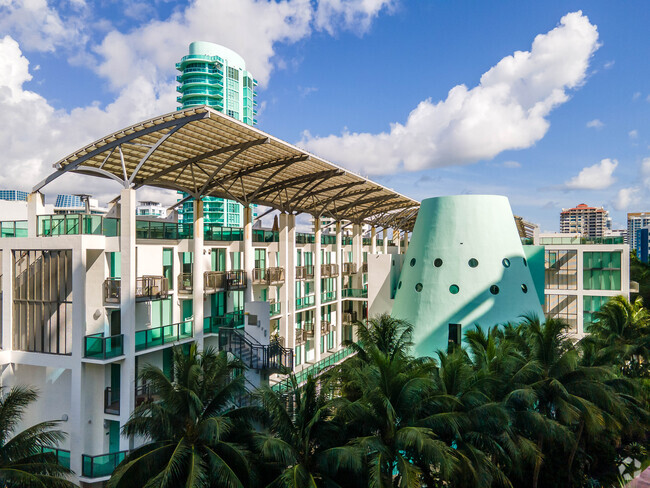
[544,294,577,332]
[163,248,173,290]
[13,250,72,354]
[545,250,577,290]
[583,251,621,290]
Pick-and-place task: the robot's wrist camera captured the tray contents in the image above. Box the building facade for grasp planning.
[627,212,650,250]
[54,194,106,214]
[536,233,629,336]
[560,203,611,237]
[176,41,258,227]
[135,201,166,218]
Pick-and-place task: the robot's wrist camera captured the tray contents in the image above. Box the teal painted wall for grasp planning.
[523,245,546,306]
[392,195,544,357]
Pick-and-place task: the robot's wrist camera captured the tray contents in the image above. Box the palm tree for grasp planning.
[335,315,455,487]
[107,344,252,488]
[0,386,75,487]
[254,376,362,487]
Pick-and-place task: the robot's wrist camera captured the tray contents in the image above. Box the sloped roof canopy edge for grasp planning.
[34,106,420,230]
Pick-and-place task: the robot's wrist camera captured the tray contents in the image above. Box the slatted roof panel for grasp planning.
[39,106,420,231]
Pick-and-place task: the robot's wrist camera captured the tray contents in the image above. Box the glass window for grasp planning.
[544,294,577,333]
[583,251,621,290]
[545,250,577,290]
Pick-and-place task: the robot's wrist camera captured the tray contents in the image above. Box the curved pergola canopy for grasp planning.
[34,106,419,231]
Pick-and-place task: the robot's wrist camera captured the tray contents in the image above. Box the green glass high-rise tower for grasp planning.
[176,41,258,226]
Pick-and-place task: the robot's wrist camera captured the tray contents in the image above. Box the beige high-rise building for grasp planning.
[560,204,611,238]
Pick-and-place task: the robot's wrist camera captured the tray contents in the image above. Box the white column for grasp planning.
[383,228,389,254]
[1,250,12,350]
[371,226,377,254]
[243,206,254,304]
[352,224,362,278]
[27,192,46,238]
[313,217,322,362]
[335,221,343,349]
[279,213,296,351]
[403,231,409,253]
[119,188,136,451]
[69,244,85,475]
[393,228,401,254]
[192,199,204,349]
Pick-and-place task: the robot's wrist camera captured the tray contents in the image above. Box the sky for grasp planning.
[0,0,648,232]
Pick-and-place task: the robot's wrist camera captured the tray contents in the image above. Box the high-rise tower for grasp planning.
[175,41,258,226]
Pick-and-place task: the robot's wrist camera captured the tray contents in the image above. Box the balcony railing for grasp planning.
[204,313,245,334]
[135,384,156,407]
[321,263,339,278]
[267,267,285,284]
[343,288,368,299]
[272,347,354,393]
[295,329,307,345]
[321,291,337,303]
[252,268,266,284]
[296,294,316,310]
[226,270,246,290]
[84,333,124,360]
[0,220,28,237]
[135,320,193,352]
[270,301,281,316]
[342,263,357,275]
[321,321,334,335]
[82,451,128,478]
[104,387,120,415]
[295,265,314,280]
[178,272,193,293]
[103,276,169,303]
[38,214,120,237]
[204,271,226,292]
[304,322,315,337]
[40,447,71,469]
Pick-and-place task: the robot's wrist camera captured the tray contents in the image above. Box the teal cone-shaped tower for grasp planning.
[392,195,543,357]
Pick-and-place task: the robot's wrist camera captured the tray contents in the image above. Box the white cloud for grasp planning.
[603,60,615,69]
[0,0,88,52]
[300,11,600,174]
[314,0,396,34]
[562,158,618,190]
[629,129,638,139]
[641,157,650,188]
[633,91,641,100]
[613,187,640,211]
[586,118,604,129]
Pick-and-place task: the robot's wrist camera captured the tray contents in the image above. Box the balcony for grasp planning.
[204,271,226,292]
[178,272,193,293]
[295,265,314,280]
[321,320,334,335]
[104,387,120,415]
[321,263,339,278]
[204,312,245,334]
[321,291,337,303]
[82,451,128,479]
[343,263,357,275]
[135,320,193,352]
[270,301,281,316]
[361,263,368,274]
[296,294,315,310]
[40,447,70,469]
[304,322,315,337]
[342,288,368,299]
[295,329,307,345]
[84,333,123,360]
[253,267,285,285]
[226,270,246,290]
[343,311,358,324]
[103,276,169,303]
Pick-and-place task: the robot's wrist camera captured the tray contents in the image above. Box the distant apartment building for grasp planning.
[535,232,629,337]
[560,203,611,238]
[54,194,106,214]
[627,212,650,250]
[136,201,167,218]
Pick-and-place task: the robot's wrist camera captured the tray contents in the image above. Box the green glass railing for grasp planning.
[296,294,316,310]
[38,215,120,237]
[205,225,243,241]
[203,313,245,334]
[270,302,281,316]
[342,288,368,299]
[84,333,124,359]
[82,450,128,478]
[321,291,337,303]
[321,235,336,245]
[136,220,192,239]
[135,320,193,352]
[363,238,371,246]
[40,447,70,469]
[272,347,354,393]
[0,220,28,237]
[296,233,315,244]
[253,229,279,242]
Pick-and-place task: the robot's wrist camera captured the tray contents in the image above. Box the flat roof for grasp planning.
[35,106,419,231]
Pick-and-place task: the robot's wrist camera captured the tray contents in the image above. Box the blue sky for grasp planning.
[0,0,648,231]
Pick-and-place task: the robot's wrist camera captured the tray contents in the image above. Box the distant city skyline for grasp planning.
[0,1,647,232]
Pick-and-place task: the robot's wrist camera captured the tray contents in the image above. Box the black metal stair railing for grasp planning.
[218,327,293,372]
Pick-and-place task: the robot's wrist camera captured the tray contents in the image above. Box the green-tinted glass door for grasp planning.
[108,420,120,453]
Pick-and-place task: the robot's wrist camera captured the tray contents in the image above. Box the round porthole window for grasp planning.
[415,283,423,292]
[523,258,528,267]
[490,285,499,295]
[398,281,402,289]
[521,284,528,293]
[410,258,416,267]
[449,284,459,294]
[468,258,479,268]
[502,258,510,268]
[434,258,443,268]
